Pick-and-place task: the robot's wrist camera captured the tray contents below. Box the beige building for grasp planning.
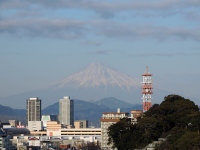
[61,128,101,136]
[74,120,88,128]
[31,122,101,137]
[47,121,61,137]
[100,109,129,150]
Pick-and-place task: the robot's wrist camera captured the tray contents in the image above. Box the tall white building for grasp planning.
[26,97,41,122]
[59,96,74,127]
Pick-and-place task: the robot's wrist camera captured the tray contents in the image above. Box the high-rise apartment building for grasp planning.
[26,97,41,122]
[59,96,74,127]
[100,108,129,149]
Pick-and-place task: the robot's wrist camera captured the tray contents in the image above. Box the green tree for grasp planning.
[107,95,200,150]
[107,117,135,150]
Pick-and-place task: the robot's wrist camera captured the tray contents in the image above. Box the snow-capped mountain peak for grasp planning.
[56,63,139,90]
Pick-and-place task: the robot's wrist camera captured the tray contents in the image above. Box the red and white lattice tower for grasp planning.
[142,66,153,112]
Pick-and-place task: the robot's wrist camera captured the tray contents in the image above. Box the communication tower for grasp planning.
[142,66,153,112]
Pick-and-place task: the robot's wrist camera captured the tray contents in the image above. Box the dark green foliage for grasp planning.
[107,95,200,150]
[176,131,200,150]
[108,118,135,150]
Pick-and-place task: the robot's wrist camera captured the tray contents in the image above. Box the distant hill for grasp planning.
[94,97,136,109]
[0,104,26,123]
[43,97,143,121]
[0,97,142,125]
[0,104,25,116]
[43,99,112,121]
[94,97,142,113]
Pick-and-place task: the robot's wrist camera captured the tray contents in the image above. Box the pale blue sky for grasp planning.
[0,0,200,103]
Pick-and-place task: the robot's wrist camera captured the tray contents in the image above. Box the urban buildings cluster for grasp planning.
[0,67,152,150]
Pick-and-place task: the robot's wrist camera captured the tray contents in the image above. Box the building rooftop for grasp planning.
[3,128,30,136]
[102,112,129,114]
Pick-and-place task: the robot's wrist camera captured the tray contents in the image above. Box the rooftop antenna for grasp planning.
[145,66,148,74]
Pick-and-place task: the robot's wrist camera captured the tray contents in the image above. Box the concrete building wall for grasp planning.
[47,121,61,137]
[26,97,41,122]
[59,96,74,126]
[28,121,42,131]
[74,120,88,128]
[42,115,58,130]
[101,111,129,150]
[131,110,142,118]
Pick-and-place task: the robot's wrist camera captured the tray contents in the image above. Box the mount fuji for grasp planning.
[0,63,168,109]
[55,63,139,90]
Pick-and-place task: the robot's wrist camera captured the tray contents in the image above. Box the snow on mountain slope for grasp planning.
[56,63,140,90]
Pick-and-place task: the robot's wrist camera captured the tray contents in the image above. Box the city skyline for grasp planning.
[0,0,200,105]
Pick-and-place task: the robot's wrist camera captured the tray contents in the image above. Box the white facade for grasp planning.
[28,139,40,146]
[28,121,42,131]
[59,96,74,126]
[101,110,129,150]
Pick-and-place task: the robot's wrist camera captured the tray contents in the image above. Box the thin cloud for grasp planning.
[185,11,200,21]
[133,52,200,57]
[92,20,200,41]
[14,10,42,18]
[23,0,200,10]
[1,18,200,41]
[81,41,102,46]
[2,0,200,16]
[95,50,110,55]
[0,0,29,9]
[0,18,86,39]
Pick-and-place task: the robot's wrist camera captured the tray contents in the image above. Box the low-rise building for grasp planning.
[9,120,19,127]
[0,136,15,149]
[130,110,143,123]
[47,121,61,137]
[130,110,142,118]
[28,121,42,131]
[42,115,58,130]
[74,120,88,128]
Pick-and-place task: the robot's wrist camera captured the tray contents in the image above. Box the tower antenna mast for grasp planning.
[142,66,153,112]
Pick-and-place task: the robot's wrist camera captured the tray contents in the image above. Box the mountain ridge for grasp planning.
[0,97,142,124]
[94,97,134,109]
